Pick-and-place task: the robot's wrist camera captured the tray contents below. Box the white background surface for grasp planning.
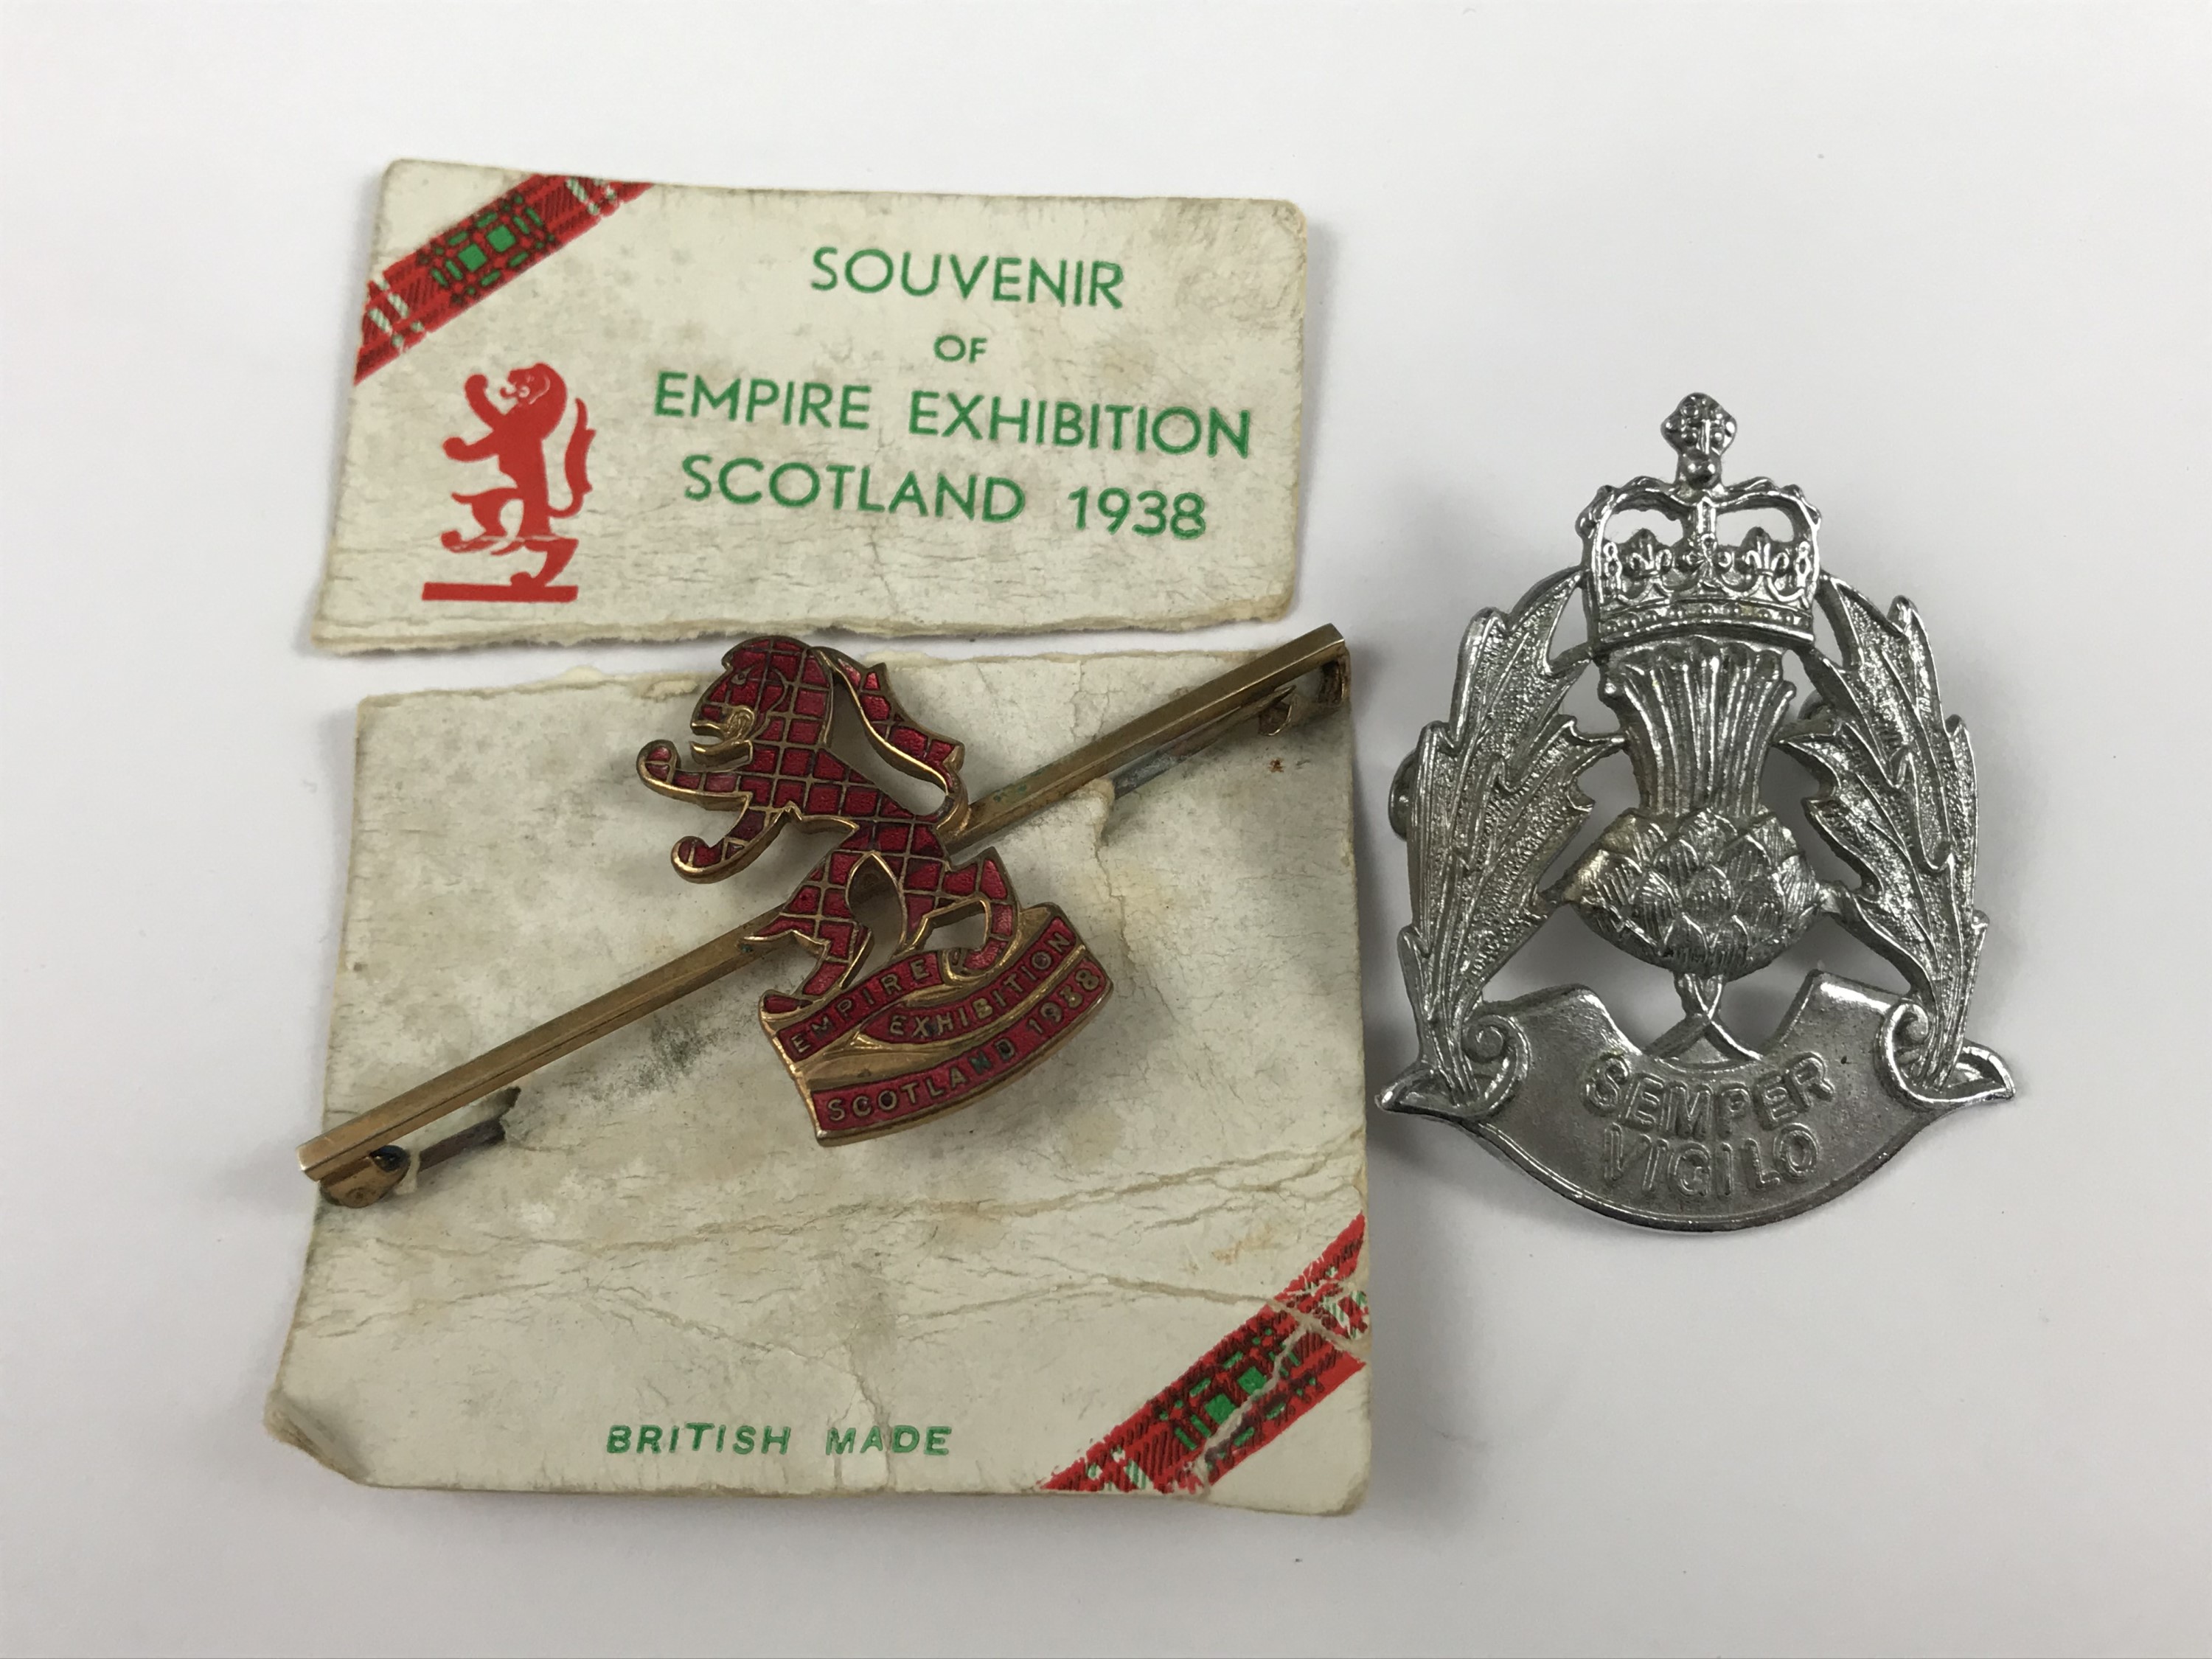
[2,4,2205,1654]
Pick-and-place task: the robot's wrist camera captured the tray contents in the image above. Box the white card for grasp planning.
[268,650,1368,1511]
[312,164,1306,650]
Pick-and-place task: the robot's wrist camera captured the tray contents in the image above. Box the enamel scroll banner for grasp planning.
[1381,396,2014,1229]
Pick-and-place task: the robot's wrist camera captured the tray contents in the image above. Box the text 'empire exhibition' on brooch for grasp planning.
[1382,395,2014,1230]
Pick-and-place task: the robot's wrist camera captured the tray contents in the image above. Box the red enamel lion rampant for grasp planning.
[638,639,1110,1142]
[422,364,593,604]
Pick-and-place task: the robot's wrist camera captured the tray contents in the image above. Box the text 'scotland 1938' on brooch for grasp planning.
[1381,396,2014,1230]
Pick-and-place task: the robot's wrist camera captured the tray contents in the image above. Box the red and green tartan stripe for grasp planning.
[355,175,650,381]
[1043,1213,1368,1495]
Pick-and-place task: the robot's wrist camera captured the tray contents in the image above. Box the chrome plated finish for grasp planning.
[1381,397,2012,1228]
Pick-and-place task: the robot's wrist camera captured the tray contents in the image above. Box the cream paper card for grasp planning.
[311,164,1305,650]
[268,650,1368,1512]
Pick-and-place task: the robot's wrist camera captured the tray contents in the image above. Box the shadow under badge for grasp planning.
[1380,395,2014,1230]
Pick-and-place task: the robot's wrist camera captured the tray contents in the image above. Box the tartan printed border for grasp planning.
[1043,1214,1368,1496]
[355,174,650,381]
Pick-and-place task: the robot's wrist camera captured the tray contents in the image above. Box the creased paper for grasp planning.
[268,650,1367,1512]
[312,163,1304,650]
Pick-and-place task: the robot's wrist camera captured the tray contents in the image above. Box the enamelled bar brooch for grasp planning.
[1382,397,2014,1229]
[301,627,1350,1206]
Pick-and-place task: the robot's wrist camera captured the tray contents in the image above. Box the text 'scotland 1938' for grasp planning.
[314,162,1306,650]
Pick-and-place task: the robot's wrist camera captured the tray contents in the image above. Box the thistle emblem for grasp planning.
[1381,396,2014,1229]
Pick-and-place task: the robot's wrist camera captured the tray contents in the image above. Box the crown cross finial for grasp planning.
[1662,393,1736,490]
[1575,393,1820,655]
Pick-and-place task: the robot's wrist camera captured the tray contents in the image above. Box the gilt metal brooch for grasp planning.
[300,628,1349,1206]
[1381,396,2013,1229]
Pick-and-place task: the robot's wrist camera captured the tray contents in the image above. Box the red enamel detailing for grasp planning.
[639,637,1113,1137]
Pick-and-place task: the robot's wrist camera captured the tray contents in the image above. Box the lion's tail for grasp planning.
[549,399,595,519]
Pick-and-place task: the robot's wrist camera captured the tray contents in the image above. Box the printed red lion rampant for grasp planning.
[426,364,593,602]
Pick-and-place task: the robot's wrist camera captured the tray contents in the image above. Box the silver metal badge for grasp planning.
[1380,395,2014,1228]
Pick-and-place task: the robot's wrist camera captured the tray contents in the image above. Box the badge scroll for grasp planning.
[1381,396,2014,1228]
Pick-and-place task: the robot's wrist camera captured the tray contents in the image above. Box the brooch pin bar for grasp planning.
[301,626,1350,1206]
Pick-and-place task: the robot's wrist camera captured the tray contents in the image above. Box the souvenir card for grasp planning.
[311,163,1306,650]
[269,647,1368,1512]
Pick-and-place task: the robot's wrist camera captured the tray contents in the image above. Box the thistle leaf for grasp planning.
[1781,579,1989,1087]
[1396,571,1615,1095]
